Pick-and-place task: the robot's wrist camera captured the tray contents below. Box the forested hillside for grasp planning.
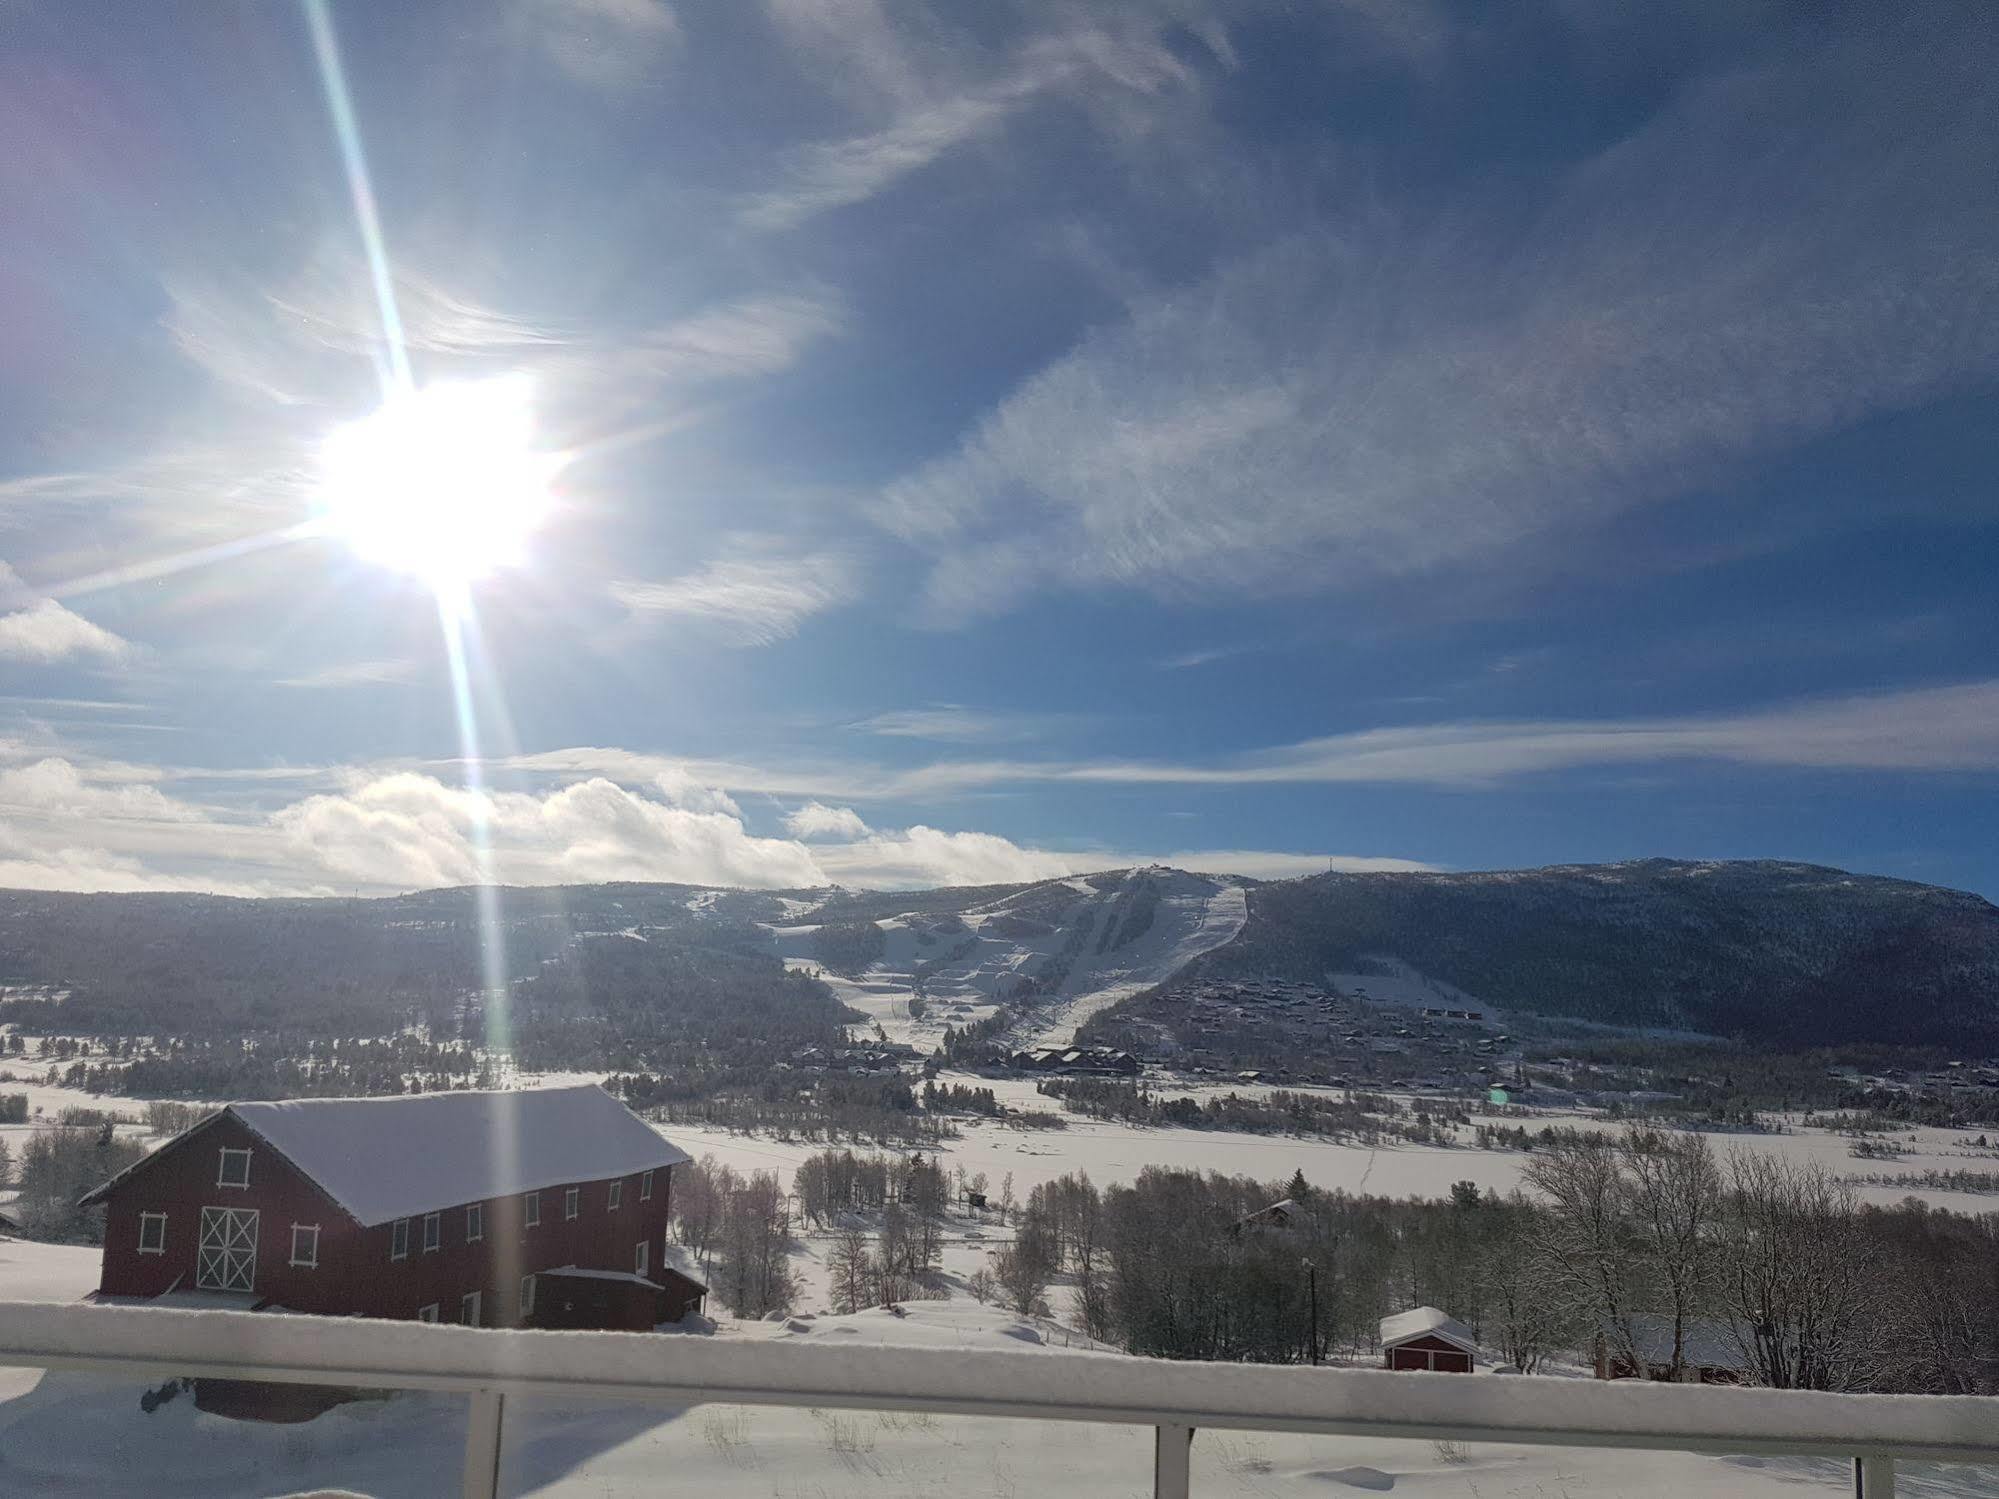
[5,859,1996,1063]
[1178,859,1999,1048]
[0,884,858,1091]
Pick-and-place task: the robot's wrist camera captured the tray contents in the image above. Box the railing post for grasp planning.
[1154,1422,1193,1499]
[1854,1454,1895,1498]
[463,1389,506,1499]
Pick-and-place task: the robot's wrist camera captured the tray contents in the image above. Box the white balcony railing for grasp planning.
[5,1302,1996,1497]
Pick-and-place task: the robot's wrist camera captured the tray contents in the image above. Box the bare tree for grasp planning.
[1721,1154,1878,1390]
[826,1220,875,1315]
[1522,1133,1637,1372]
[1620,1128,1723,1381]
[993,1218,1060,1315]
[671,1155,730,1266]
[715,1170,799,1319]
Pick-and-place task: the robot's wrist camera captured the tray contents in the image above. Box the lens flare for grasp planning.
[313,373,559,592]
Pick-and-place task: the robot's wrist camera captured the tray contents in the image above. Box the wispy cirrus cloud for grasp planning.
[741,23,1202,231]
[509,0,683,90]
[484,678,1999,801]
[855,703,1082,744]
[611,546,859,645]
[275,659,419,689]
[878,19,1999,622]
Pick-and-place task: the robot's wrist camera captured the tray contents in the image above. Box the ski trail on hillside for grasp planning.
[1029,873,1249,1047]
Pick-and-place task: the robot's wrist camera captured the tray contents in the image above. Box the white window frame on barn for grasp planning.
[137,1212,167,1255]
[466,1203,484,1243]
[461,1290,481,1327]
[416,1303,439,1323]
[519,1274,536,1320]
[216,1147,252,1189]
[524,1191,540,1228]
[564,1187,579,1221]
[290,1223,320,1269]
[635,1239,649,1279]
[641,1169,654,1201]
[608,1181,623,1212]
[423,1212,441,1253]
[390,1218,409,1261]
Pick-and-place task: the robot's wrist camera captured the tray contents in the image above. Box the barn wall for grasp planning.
[98,1114,360,1310]
[99,1118,682,1329]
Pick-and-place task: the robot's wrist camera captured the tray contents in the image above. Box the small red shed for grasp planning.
[1379,1305,1479,1373]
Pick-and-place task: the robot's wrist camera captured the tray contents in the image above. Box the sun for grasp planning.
[313,373,560,594]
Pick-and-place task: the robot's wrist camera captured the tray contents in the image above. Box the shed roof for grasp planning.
[1380,1305,1479,1355]
[83,1084,689,1227]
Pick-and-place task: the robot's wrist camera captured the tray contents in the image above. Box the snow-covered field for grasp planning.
[765,868,1247,1049]
[664,1070,1999,1218]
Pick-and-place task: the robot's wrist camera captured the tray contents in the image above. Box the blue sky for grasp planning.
[3,0,1998,897]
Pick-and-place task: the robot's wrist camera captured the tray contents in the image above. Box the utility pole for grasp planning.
[1304,1258,1320,1366]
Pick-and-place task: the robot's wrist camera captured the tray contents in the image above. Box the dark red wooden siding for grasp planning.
[1384,1333,1474,1372]
[98,1112,680,1328]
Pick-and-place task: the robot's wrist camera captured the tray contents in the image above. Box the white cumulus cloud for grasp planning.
[785,801,871,841]
[0,598,132,664]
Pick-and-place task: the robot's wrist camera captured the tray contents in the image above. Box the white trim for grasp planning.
[289,1223,320,1269]
[608,1181,623,1212]
[563,1187,579,1221]
[466,1203,484,1244]
[423,1212,441,1253]
[461,1289,482,1327]
[390,1217,409,1261]
[519,1274,536,1320]
[640,1169,654,1201]
[215,1147,252,1190]
[524,1191,540,1228]
[635,1239,649,1278]
[137,1212,167,1256]
[416,1303,439,1323]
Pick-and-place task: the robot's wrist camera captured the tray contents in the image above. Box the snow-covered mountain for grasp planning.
[2,858,1993,1051]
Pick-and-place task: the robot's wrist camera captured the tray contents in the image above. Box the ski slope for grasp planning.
[763,868,1248,1049]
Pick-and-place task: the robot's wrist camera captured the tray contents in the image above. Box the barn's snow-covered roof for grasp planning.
[80,1084,689,1226]
[225,1084,690,1227]
[1380,1305,1479,1354]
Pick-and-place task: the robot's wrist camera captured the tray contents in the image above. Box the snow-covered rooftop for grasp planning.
[1379,1305,1478,1354]
[232,1085,690,1226]
[88,1084,690,1227]
[1619,1314,1753,1370]
[543,1265,661,1288]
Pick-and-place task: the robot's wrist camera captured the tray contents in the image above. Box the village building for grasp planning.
[82,1084,706,1333]
[1379,1306,1479,1373]
[1232,1197,1303,1235]
[1594,1315,1752,1384]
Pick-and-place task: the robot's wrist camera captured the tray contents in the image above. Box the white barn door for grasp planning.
[197,1206,259,1291]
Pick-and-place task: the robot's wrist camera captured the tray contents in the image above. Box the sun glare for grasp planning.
[313,373,559,593]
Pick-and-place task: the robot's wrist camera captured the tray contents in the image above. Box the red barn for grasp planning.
[1379,1305,1479,1373]
[81,1084,702,1331]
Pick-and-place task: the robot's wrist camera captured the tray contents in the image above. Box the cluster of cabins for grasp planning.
[1002,1046,1140,1075]
[786,1043,922,1073]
